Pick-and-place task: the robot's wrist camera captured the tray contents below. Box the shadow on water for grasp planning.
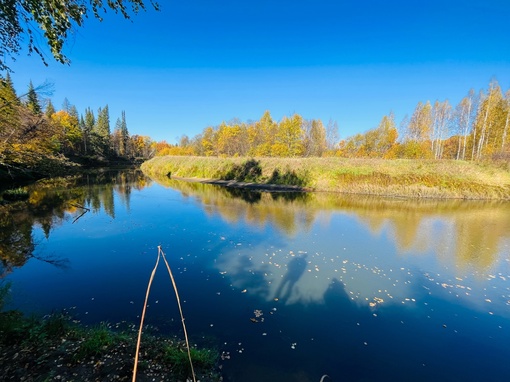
[274,255,308,303]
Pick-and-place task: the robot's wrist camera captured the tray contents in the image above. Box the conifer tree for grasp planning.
[120,110,129,156]
[0,73,21,157]
[45,99,55,119]
[93,105,110,156]
[112,115,128,157]
[69,105,79,120]
[82,107,95,155]
[26,80,42,114]
[0,73,20,129]
[62,98,71,112]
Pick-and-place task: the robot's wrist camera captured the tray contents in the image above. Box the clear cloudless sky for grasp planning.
[7,0,510,143]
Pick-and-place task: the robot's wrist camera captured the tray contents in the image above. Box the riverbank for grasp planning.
[0,156,141,189]
[0,304,221,381]
[141,156,510,200]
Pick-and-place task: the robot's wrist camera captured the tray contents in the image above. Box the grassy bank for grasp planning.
[141,156,510,200]
[0,283,220,382]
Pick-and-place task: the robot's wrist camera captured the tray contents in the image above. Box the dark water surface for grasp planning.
[2,170,510,381]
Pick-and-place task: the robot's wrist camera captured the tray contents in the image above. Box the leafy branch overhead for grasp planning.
[0,0,159,72]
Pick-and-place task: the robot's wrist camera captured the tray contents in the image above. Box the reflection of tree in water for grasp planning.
[0,169,150,276]
[270,191,309,203]
[151,176,316,236]
[150,174,510,272]
[0,206,35,277]
[0,205,70,277]
[224,188,262,204]
[274,255,307,303]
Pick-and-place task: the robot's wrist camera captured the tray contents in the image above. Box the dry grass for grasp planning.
[141,156,510,200]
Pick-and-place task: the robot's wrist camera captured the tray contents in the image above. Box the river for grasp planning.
[2,169,510,381]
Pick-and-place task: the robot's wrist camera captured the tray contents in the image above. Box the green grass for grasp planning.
[74,322,116,359]
[0,285,221,381]
[141,156,510,199]
[163,345,218,379]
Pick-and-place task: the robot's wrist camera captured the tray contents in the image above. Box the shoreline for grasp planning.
[142,157,510,200]
[169,175,510,201]
[170,175,310,192]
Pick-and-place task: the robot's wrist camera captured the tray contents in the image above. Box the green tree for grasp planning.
[0,0,159,72]
[112,111,129,157]
[0,73,21,167]
[26,80,42,114]
[82,107,95,154]
[0,73,20,137]
[92,105,110,156]
[45,99,56,118]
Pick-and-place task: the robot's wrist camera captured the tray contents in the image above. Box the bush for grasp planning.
[223,159,262,182]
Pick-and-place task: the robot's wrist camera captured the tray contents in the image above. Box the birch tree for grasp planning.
[501,90,510,155]
[406,101,432,142]
[431,100,452,159]
[472,81,502,160]
[454,89,477,160]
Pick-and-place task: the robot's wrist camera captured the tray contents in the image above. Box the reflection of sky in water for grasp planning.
[214,210,510,319]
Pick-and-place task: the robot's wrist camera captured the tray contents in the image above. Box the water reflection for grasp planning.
[150,176,510,316]
[152,176,315,236]
[0,169,150,276]
[152,176,510,272]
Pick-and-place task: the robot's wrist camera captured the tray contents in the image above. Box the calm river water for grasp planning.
[2,170,510,381]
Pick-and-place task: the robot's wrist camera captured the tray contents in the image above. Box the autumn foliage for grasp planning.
[0,75,155,180]
[154,81,510,164]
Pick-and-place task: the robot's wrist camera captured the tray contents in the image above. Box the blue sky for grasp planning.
[8,0,510,143]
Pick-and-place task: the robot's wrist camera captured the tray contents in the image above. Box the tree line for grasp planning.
[0,74,155,179]
[2,75,508,181]
[338,80,509,160]
[155,111,340,158]
[155,80,509,161]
